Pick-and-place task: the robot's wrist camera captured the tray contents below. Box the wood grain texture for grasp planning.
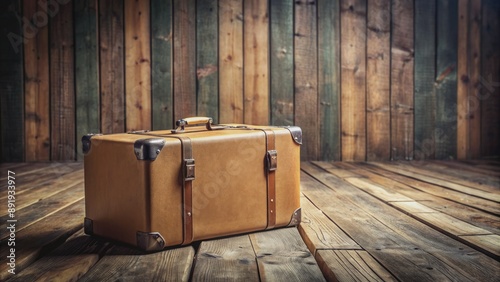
[173,0,196,121]
[197,0,219,122]
[151,0,173,130]
[270,0,294,126]
[299,195,360,254]
[191,235,259,281]
[318,0,340,161]
[295,0,319,160]
[316,250,396,282]
[99,0,125,134]
[366,0,390,161]
[435,0,458,159]
[481,0,500,157]
[219,0,243,123]
[125,0,151,131]
[414,0,436,160]
[250,228,326,282]
[50,0,75,160]
[467,0,482,159]
[75,0,99,160]
[0,0,23,162]
[457,0,470,160]
[300,165,499,281]
[0,199,84,281]
[24,0,50,161]
[6,230,108,282]
[244,0,269,125]
[79,245,195,281]
[391,0,414,161]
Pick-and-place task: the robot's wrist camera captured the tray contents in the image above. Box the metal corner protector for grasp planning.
[84,217,94,235]
[82,133,102,155]
[136,231,165,252]
[134,138,166,161]
[287,208,302,226]
[282,126,302,145]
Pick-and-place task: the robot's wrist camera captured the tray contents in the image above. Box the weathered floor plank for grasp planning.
[79,245,195,281]
[249,227,326,282]
[191,235,259,281]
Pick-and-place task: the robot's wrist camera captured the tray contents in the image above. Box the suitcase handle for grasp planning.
[172,117,214,133]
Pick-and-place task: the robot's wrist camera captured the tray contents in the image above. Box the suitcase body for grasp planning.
[82,117,302,251]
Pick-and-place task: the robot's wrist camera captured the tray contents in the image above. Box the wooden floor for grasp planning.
[0,160,499,281]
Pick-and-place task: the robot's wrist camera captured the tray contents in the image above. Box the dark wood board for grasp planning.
[23,0,50,162]
[414,0,436,160]
[196,0,219,123]
[270,0,294,127]
[318,0,340,161]
[75,0,99,160]
[0,0,24,162]
[435,0,458,159]
[151,0,173,130]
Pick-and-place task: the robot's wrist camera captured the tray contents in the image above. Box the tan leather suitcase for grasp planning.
[82,117,301,251]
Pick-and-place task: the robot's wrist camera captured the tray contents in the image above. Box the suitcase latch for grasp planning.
[184,159,196,181]
[266,150,278,172]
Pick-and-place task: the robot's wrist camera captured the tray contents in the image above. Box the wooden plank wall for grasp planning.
[0,0,499,162]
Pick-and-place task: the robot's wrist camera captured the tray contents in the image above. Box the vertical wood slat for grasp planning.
[468,0,481,158]
[366,0,391,161]
[75,0,99,160]
[390,0,414,161]
[414,0,436,160]
[151,0,173,130]
[295,0,319,161]
[197,0,219,123]
[341,0,367,161]
[24,0,50,161]
[457,0,470,160]
[0,0,24,162]
[480,0,500,157]
[318,0,341,161]
[270,0,294,126]
[50,1,74,160]
[244,0,269,125]
[99,0,125,134]
[125,0,151,131]
[218,0,243,124]
[435,0,458,159]
[173,0,197,121]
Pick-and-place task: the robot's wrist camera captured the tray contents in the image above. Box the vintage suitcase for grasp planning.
[82,117,302,251]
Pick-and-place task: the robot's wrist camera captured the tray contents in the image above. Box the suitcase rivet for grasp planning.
[187,212,192,216]
[156,149,161,154]
[270,210,273,213]
[270,199,274,202]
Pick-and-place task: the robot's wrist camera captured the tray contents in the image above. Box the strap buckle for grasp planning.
[266,150,278,172]
[184,159,195,181]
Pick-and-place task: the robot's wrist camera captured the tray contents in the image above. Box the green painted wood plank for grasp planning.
[435,0,458,159]
[270,0,294,127]
[151,0,173,130]
[75,0,99,161]
[414,0,436,160]
[196,0,218,123]
[481,0,500,157]
[0,0,24,162]
[318,0,340,161]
